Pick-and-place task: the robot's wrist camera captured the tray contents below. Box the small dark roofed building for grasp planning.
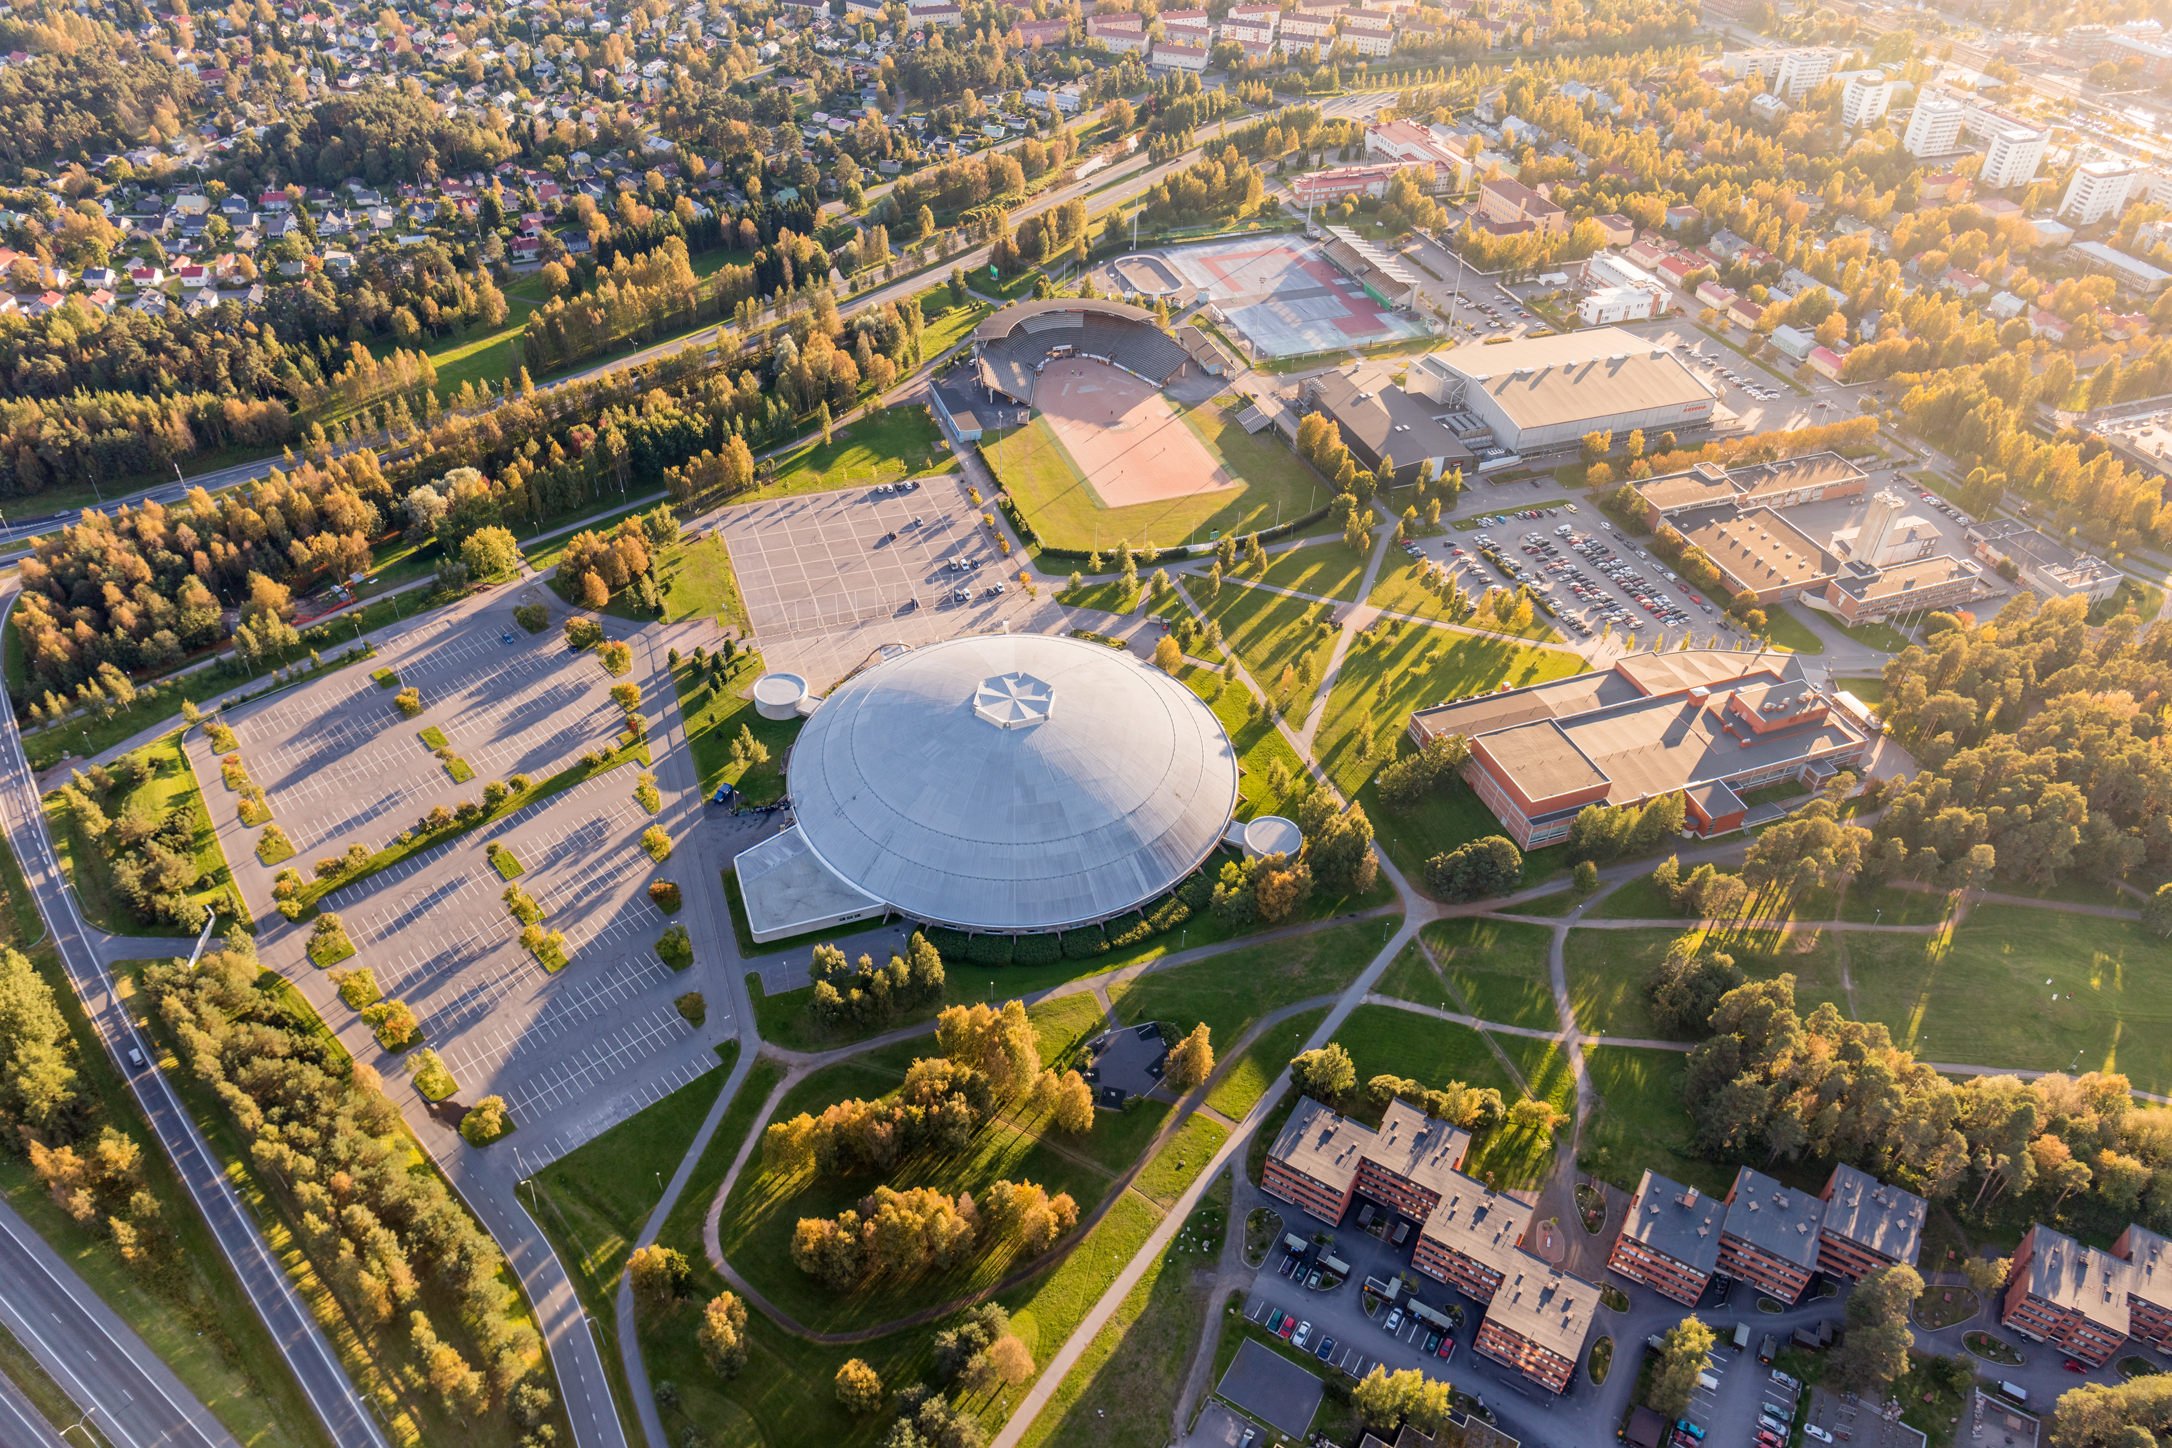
[1625,1405,1669,1448]
[1305,362,1475,486]
[1717,1166,1826,1303]
[1815,1165,1926,1281]
[1608,1169,1725,1305]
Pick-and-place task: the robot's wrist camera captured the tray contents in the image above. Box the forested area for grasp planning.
[1865,595,2172,887]
[1132,147,1267,230]
[807,934,947,1034]
[144,933,563,1445]
[0,40,200,174]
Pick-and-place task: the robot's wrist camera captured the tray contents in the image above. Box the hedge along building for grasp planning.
[732,634,1241,943]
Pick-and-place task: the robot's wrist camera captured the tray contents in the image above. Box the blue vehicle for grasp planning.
[711,784,737,806]
[1676,1422,1706,1441]
[1315,1336,1335,1361]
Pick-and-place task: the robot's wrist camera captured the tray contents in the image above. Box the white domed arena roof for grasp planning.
[788,634,1241,933]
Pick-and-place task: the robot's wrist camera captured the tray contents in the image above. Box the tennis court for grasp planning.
[1160,236,1431,358]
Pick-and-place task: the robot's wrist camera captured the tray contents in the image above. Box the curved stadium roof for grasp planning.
[787,634,1241,933]
[970,297,1161,344]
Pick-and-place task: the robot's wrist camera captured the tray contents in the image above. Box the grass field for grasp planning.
[1105,917,1388,1056]
[1317,619,1584,796]
[656,531,752,633]
[993,396,1331,553]
[1359,766,1572,898]
[1848,905,2172,1093]
[1177,663,1315,824]
[1762,604,1825,655]
[1835,617,1910,652]
[1366,558,1561,644]
[1564,924,1848,1041]
[759,405,952,497]
[670,653,799,804]
[0,862,334,1448]
[1376,917,1560,1031]
[45,735,239,934]
[1251,540,1369,601]
[1205,1006,1331,1121]
[1180,578,1341,723]
[525,1058,734,1446]
[1579,1045,1729,1195]
[1480,1032,1578,1187]
[1836,675,1886,705]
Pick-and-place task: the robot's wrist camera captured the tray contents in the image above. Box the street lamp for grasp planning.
[59,1408,100,1442]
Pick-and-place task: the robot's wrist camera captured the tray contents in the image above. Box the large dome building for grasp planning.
[733,634,1241,942]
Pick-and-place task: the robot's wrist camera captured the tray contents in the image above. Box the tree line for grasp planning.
[145,932,561,1443]
[808,933,947,1035]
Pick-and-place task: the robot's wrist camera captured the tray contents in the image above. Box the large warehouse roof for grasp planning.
[778,634,1241,933]
[1435,327,1710,432]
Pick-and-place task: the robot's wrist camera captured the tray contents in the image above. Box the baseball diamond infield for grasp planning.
[1026,358,1237,509]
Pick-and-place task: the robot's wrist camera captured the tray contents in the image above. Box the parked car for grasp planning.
[1316,1336,1336,1361]
[1266,1310,1285,1334]
[1383,1308,1403,1333]
[1278,1316,1296,1340]
[1293,1322,1312,1350]
[1805,1428,1834,1443]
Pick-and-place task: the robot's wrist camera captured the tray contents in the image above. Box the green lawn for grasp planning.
[1579,1046,1730,1195]
[1360,768,1570,898]
[1589,873,1694,921]
[1105,917,1389,1057]
[1848,905,2172,1094]
[1478,1033,1578,1188]
[1835,675,1886,705]
[1030,992,1114,1070]
[671,655,800,805]
[1506,888,1581,916]
[1132,1113,1229,1208]
[1762,604,1826,655]
[1252,541,1369,601]
[525,1060,734,1447]
[1056,577,1142,614]
[1316,619,1584,795]
[761,405,951,496]
[1834,617,1910,652]
[1366,557,1561,644]
[657,531,752,633]
[994,397,1332,554]
[917,291,994,358]
[2090,574,2167,624]
[1180,578,1340,723]
[1565,925,1849,1041]
[715,1056,1116,1333]
[1326,1004,1556,1188]
[1373,917,1560,1031]
[45,735,240,933]
[1178,663,1316,824]
[1205,1006,1331,1121]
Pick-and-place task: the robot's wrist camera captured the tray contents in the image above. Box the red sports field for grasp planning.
[1032,359,1236,509]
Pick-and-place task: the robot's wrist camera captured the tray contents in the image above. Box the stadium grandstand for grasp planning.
[970,299,1192,405]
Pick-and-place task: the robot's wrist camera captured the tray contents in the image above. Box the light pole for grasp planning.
[59,1408,100,1442]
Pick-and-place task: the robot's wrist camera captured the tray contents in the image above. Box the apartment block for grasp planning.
[1980,127,2048,190]
[1608,1171,1725,1306]
[1475,1261,1600,1394]
[1716,1167,1825,1303]
[2063,161,2136,226]
[1838,70,1895,127]
[1903,95,1966,157]
[1814,1165,1926,1281]
[1412,1182,1534,1303]
[2115,1225,2172,1353]
[1261,1096,1470,1226]
[2001,1224,2132,1367]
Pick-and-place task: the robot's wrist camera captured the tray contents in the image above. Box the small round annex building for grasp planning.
[731,634,1242,942]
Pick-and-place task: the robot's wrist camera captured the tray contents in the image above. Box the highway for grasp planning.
[0,591,392,1448]
[0,1196,238,1448]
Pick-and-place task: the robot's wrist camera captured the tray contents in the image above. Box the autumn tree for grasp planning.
[628,1244,691,1311]
[699,1292,749,1377]
[1650,1315,1716,1419]
[1292,1043,1357,1102]
[1165,1024,1214,1091]
[835,1357,885,1413]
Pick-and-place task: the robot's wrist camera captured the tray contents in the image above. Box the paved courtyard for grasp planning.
[196,593,729,1166]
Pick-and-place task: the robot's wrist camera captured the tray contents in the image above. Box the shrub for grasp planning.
[459,1096,512,1146]
[361,998,420,1051]
[927,926,971,958]
[1060,927,1109,960]
[307,914,356,967]
[205,721,239,752]
[513,604,549,633]
[564,617,604,651]
[641,826,672,862]
[331,967,382,1009]
[483,780,510,809]
[519,924,570,971]
[504,885,543,926]
[634,771,661,813]
[237,789,272,826]
[371,668,401,689]
[965,933,1015,967]
[255,824,296,865]
[408,1048,457,1101]
[598,640,633,676]
[1177,870,1217,911]
[1011,933,1062,966]
[394,687,422,718]
[1145,895,1191,933]
[657,924,693,969]
[675,991,705,1026]
[649,880,683,913]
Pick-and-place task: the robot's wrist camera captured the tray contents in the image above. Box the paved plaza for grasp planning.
[197,592,729,1166]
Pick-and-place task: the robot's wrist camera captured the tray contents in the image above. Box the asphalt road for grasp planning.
[0,592,393,1448]
[0,1368,67,1448]
[0,1196,239,1448]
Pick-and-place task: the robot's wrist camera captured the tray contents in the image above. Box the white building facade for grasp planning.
[2063,161,2136,226]
[1903,96,1966,157]
[1979,127,2048,190]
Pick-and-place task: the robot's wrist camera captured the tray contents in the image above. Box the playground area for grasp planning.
[1159,235,1432,359]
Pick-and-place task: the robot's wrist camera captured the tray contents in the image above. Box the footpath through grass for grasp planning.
[1106,916,1388,1056]
[1376,919,1560,1031]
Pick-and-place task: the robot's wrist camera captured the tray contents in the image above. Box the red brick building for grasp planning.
[1412,1182,1534,1304]
[2001,1225,2132,1368]
[2115,1225,2172,1353]
[1815,1165,1926,1282]
[1607,1171,1724,1306]
[1474,1261,1599,1393]
[1260,1097,1470,1227]
[1716,1168,1825,1304]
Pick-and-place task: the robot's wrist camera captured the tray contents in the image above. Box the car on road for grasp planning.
[128,1047,146,1068]
[1293,1322,1312,1349]
[1382,1308,1403,1333]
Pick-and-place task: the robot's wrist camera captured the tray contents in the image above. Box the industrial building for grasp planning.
[1304,361,1475,486]
[1406,651,1870,848]
[1404,328,1715,453]
[1965,518,2124,604]
[733,635,1239,940]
